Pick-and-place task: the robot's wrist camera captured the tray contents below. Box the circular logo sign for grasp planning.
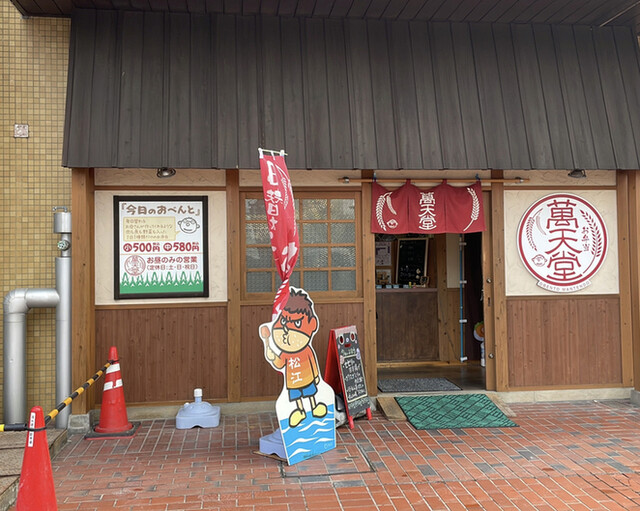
[124,255,146,277]
[517,193,607,293]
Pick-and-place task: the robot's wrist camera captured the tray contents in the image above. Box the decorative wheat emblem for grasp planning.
[463,187,480,231]
[375,192,396,231]
[526,217,537,251]
[581,211,603,257]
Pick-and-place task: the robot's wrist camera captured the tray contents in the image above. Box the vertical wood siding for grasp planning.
[507,297,622,388]
[95,307,228,404]
[63,10,640,170]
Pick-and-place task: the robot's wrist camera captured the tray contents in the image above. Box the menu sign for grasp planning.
[324,325,372,427]
[396,238,428,286]
[114,196,209,299]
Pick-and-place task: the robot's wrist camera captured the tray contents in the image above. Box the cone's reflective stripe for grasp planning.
[27,409,36,448]
[103,379,123,391]
[106,363,120,374]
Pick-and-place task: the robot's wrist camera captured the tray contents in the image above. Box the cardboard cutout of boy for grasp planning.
[260,288,328,427]
[259,287,335,464]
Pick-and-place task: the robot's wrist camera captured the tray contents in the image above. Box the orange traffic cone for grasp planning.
[16,406,57,510]
[91,346,137,437]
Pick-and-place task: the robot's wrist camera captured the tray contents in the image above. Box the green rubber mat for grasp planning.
[395,394,517,430]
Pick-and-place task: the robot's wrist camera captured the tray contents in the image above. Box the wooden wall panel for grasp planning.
[376,290,438,362]
[303,18,333,169]
[492,24,531,169]
[593,27,640,169]
[139,12,166,166]
[552,25,598,169]
[507,297,622,388]
[117,11,143,167]
[240,302,365,399]
[572,26,617,169]
[95,306,228,404]
[280,17,307,169]
[367,19,398,170]
[409,21,444,169]
[89,10,119,166]
[236,15,260,170]
[345,19,378,170]
[71,169,95,414]
[64,11,640,171]
[389,21,422,169]
[451,22,487,169]
[532,24,573,168]
[511,24,554,169]
[189,14,213,168]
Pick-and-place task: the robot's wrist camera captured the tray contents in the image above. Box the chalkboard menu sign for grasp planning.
[324,325,372,428]
[396,238,428,286]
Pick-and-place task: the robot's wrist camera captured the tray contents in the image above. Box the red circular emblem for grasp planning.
[517,194,607,292]
[124,255,146,277]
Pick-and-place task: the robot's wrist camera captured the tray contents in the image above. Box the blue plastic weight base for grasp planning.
[259,429,286,459]
[175,399,220,429]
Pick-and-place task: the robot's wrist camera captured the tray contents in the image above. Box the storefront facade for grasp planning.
[4,0,640,419]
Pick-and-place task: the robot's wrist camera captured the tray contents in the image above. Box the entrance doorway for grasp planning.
[375,232,486,392]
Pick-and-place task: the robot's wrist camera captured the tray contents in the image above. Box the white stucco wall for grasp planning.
[95,189,228,305]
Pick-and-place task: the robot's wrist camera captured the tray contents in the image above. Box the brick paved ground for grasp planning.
[15,399,640,510]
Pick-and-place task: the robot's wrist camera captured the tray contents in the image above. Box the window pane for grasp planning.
[302,199,327,220]
[276,271,300,289]
[304,271,328,291]
[302,223,328,244]
[246,247,273,269]
[330,199,355,220]
[332,270,356,291]
[247,272,272,292]
[331,247,355,267]
[331,223,355,244]
[303,247,328,268]
[246,223,270,245]
[245,199,266,220]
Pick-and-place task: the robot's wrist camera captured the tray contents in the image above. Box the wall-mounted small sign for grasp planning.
[114,195,209,299]
[517,193,608,293]
[14,124,29,138]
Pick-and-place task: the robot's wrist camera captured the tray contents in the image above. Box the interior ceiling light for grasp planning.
[156,167,176,178]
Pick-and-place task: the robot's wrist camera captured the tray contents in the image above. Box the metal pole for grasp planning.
[54,208,72,428]
[3,289,59,423]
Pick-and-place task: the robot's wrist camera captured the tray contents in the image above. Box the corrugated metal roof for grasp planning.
[10,0,640,34]
[62,10,640,170]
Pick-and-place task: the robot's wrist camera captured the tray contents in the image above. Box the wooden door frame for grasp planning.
[489,171,508,391]
[481,190,496,391]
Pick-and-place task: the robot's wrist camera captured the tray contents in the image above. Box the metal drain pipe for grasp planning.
[3,207,71,427]
[54,207,72,429]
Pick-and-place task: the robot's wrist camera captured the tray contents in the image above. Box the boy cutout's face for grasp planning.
[272,308,318,353]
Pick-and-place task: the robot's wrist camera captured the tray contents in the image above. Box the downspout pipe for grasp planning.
[3,288,59,424]
[3,207,72,428]
[54,208,72,429]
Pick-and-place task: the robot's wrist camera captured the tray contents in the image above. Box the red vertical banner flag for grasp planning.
[259,149,299,319]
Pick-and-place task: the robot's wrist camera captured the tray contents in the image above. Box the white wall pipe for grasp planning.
[3,288,59,424]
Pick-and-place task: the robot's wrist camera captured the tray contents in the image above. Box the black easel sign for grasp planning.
[324,325,372,428]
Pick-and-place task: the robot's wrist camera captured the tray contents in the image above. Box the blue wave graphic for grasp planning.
[279,404,336,465]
